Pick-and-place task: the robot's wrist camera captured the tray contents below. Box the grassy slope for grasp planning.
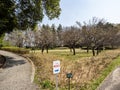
[28,49,120,90]
[89,56,120,90]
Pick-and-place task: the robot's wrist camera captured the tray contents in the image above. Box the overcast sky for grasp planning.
[42,0,120,26]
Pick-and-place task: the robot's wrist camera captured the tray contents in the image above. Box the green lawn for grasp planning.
[49,49,92,60]
[32,48,92,61]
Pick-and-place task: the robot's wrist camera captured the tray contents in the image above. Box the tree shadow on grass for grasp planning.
[5,56,26,68]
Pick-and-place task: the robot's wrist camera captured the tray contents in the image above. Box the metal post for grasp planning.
[66,73,72,90]
[56,74,58,90]
[68,78,70,90]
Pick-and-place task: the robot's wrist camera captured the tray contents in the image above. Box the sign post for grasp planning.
[53,60,60,90]
[66,73,73,90]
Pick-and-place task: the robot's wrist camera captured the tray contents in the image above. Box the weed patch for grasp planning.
[27,49,120,90]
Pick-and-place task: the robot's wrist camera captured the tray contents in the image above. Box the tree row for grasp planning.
[3,18,120,56]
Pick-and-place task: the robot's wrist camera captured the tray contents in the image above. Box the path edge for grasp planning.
[96,66,119,90]
[22,55,36,83]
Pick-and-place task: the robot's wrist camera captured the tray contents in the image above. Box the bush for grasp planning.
[41,80,53,89]
[1,47,30,54]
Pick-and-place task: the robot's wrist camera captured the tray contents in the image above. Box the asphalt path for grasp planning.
[0,50,39,90]
[97,67,120,90]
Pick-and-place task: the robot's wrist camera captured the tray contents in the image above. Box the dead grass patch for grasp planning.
[27,49,120,90]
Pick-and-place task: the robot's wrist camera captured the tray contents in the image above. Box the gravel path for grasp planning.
[0,50,39,90]
[97,67,120,90]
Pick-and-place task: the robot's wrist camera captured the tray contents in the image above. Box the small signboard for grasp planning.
[53,60,60,74]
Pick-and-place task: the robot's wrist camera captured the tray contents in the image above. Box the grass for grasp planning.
[1,46,120,89]
[27,49,120,90]
[34,48,92,61]
[49,52,92,61]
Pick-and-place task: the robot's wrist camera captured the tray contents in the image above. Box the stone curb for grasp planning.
[0,50,36,83]
[21,55,36,83]
[26,57,36,83]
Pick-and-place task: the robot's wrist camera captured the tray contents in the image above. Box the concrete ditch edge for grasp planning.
[96,66,119,90]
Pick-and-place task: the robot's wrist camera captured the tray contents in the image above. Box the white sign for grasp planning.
[53,60,60,74]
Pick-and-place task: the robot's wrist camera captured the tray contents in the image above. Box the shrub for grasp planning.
[41,80,53,89]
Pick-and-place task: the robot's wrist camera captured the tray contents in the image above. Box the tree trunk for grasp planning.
[96,47,99,55]
[92,47,95,56]
[73,47,76,55]
[31,47,35,53]
[111,45,114,49]
[41,46,44,54]
[87,46,89,53]
[70,48,72,52]
[46,46,49,53]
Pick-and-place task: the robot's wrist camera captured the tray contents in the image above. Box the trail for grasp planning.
[0,50,39,90]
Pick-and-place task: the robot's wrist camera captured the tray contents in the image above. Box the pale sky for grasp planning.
[42,0,120,26]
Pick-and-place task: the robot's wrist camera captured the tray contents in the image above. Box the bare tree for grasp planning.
[4,30,24,47]
[38,25,53,53]
[103,23,119,49]
[80,24,92,53]
[79,18,119,56]
[63,26,81,55]
[77,18,107,56]
[34,29,41,49]
[23,28,35,48]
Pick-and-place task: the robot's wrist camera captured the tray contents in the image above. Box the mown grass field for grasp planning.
[27,48,120,90]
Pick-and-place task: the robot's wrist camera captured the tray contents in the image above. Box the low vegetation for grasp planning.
[89,56,120,90]
[1,47,30,54]
[26,49,120,90]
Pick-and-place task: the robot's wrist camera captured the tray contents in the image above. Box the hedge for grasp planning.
[1,47,30,54]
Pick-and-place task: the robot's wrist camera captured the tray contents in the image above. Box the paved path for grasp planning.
[0,50,39,90]
[97,67,120,90]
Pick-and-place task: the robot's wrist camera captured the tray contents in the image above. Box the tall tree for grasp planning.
[0,0,16,36]
[51,24,57,48]
[0,0,61,36]
[15,0,61,29]
[57,24,63,46]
